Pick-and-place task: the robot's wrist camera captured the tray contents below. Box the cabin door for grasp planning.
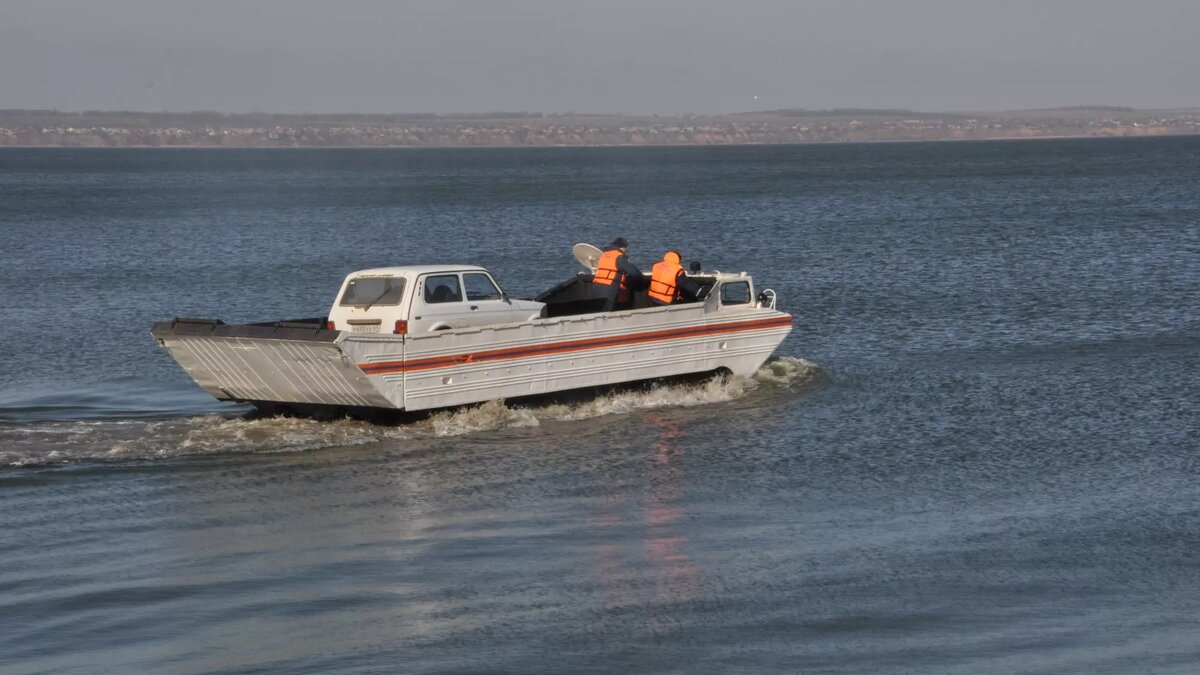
[461,272,512,327]
[412,273,468,331]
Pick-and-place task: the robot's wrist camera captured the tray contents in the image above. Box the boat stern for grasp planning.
[150,318,401,410]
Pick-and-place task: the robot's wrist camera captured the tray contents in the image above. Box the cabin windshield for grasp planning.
[340,277,407,307]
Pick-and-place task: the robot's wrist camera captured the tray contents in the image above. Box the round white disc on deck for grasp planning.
[572,243,603,272]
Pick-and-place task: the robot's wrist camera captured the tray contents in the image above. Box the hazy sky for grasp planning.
[2,0,1196,114]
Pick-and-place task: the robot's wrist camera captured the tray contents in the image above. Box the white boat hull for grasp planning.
[153,302,792,418]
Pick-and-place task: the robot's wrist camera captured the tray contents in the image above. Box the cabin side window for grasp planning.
[339,277,407,306]
[423,274,463,304]
[720,281,751,305]
[463,273,502,301]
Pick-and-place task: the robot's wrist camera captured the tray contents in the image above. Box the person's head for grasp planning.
[663,250,682,265]
[611,237,629,252]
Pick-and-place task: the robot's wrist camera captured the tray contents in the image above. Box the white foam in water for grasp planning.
[171,416,415,455]
[0,358,822,468]
[537,373,749,421]
[752,356,817,385]
[423,399,542,437]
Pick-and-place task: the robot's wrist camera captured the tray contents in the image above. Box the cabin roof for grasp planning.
[348,265,489,277]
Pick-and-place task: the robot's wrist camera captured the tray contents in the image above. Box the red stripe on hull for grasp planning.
[358,315,792,376]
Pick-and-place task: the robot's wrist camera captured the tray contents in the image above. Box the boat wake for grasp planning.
[0,357,822,469]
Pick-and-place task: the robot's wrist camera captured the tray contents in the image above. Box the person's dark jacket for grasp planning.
[676,273,702,301]
[596,246,644,310]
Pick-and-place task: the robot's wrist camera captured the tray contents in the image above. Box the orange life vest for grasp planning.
[594,249,627,290]
[648,252,684,304]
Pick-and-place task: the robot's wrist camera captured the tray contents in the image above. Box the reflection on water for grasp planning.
[583,412,704,641]
[643,413,700,610]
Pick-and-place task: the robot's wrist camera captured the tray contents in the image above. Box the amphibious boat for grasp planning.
[151,245,793,420]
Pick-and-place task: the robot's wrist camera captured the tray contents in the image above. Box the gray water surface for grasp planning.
[2,139,1199,673]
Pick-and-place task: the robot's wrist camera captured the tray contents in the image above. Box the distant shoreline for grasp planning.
[4,107,1197,149]
[3,131,1198,151]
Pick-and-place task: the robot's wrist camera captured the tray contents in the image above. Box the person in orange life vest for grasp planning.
[648,250,701,305]
[593,237,644,311]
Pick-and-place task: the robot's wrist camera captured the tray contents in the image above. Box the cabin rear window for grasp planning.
[423,275,463,303]
[339,277,407,307]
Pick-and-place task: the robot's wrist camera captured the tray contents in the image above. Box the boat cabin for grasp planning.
[326,265,546,335]
[327,263,772,336]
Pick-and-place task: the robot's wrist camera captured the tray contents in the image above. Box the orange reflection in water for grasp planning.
[642,413,699,588]
[584,413,704,629]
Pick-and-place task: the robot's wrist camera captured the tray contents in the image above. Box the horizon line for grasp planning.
[5,105,1200,119]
